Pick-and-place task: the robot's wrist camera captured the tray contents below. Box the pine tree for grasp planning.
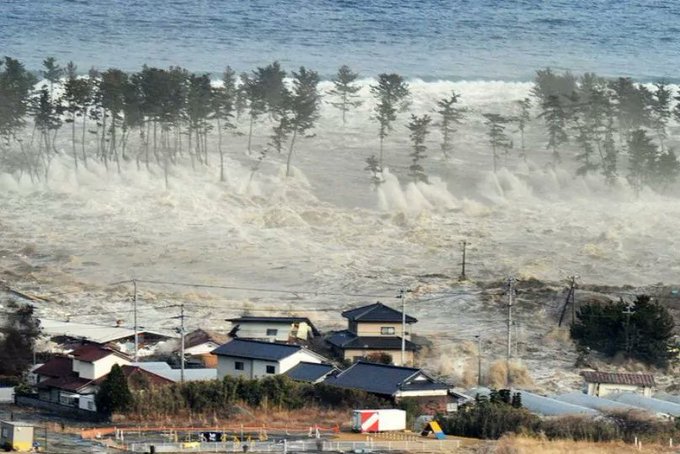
[95,364,134,415]
[435,91,465,158]
[538,94,568,163]
[186,73,213,168]
[406,114,431,183]
[482,113,512,172]
[0,57,37,147]
[370,73,410,170]
[32,86,62,179]
[654,149,680,190]
[627,129,658,194]
[651,82,671,150]
[240,72,266,154]
[41,57,63,100]
[100,68,128,172]
[212,67,237,182]
[61,62,91,171]
[601,115,618,185]
[328,65,362,125]
[364,154,383,186]
[285,66,321,177]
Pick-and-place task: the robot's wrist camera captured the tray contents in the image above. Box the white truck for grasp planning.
[351,409,406,433]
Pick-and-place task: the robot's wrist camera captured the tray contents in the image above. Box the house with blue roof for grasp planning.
[284,362,338,384]
[327,302,418,366]
[324,361,459,414]
[212,339,328,380]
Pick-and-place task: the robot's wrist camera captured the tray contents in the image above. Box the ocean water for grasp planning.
[1,0,679,80]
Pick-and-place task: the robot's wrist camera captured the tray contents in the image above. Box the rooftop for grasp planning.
[341,303,417,324]
[581,371,656,387]
[325,361,446,396]
[212,339,303,361]
[184,329,230,350]
[40,318,175,345]
[71,344,130,362]
[284,362,336,383]
[33,356,72,378]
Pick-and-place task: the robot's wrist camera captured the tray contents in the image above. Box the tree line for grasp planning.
[1,56,680,193]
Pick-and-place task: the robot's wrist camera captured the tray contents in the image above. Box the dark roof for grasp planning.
[327,331,418,351]
[71,344,129,362]
[226,316,320,335]
[341,303,417,323]
[324,361,445,396]
[284,362,337,383]
[34,356,72,378]
[581,371,656,387]
[184,329,230,350]
[212,339,303,361]
[37,375,93,392]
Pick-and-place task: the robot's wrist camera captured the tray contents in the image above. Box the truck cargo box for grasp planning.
[352,409,406,433]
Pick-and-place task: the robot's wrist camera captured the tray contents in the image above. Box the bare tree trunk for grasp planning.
[285,129,298,177]
[247,115,254,154]
[72,113,78,172]
[217,118,225,182]
[81,110,88,168]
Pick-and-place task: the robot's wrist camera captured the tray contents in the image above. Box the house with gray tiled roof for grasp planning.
[323,361,458,414]
[284,362,338,384]
[212,339,328,380]
[327,302,418,366]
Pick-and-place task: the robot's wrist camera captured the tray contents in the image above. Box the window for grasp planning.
[266,329,278,336]
[235,361,244,370]
[266,365,276,374]
[87,401,95,410]
[380,326,395,335]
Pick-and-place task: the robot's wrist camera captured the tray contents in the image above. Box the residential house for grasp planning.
[327,302,417,366]
[212,338,327,380]
[40,318,175,357]
[33,344,132,411]
[182,329,230,367]
[323,361,456,414]
[284,362,338,384]
[227,316,320,343]
[581,371,655,397]
[0,421,34,452]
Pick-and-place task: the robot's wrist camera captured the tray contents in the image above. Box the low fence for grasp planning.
[126,439,461,453]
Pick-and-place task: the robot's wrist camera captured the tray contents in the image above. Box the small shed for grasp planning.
[581,371,655,397]
[0,421,34,452]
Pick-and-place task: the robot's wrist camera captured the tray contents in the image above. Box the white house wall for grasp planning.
[589,383,652,397]
[217,356,254,379]
[279,350,322,373]
[233,322,313,342]
[76,355,131,380]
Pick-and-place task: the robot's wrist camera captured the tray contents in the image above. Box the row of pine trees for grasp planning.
[1,57,679,193]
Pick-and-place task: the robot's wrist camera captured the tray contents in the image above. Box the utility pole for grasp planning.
[623,300,634,357]
[460,240,469,281]
[398,289,406,366]
[475,335,482,386]
[180,304,185,383]
[569,275,578,325]
[506,276,516,386]
[133,279,138,362]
